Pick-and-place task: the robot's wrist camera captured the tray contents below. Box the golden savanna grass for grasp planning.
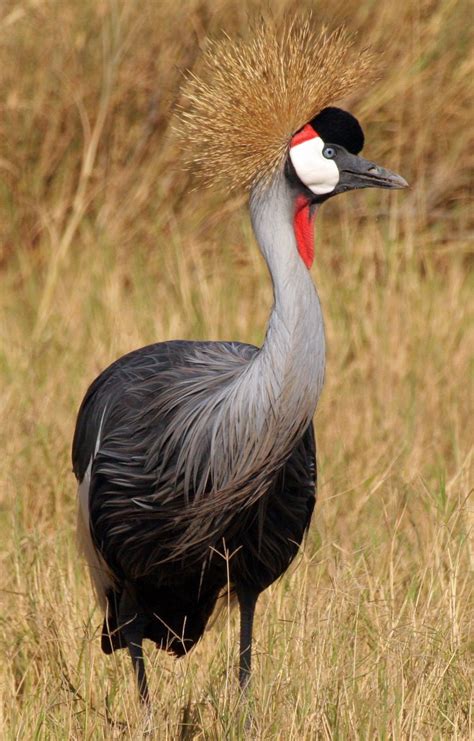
[0,0,472,737]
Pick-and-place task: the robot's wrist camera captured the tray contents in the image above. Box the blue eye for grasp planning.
[323,146,335,159]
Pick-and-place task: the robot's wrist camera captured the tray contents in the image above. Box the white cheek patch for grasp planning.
[290,136,339,195]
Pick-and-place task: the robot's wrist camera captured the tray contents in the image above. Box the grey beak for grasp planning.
[339,152,408,191]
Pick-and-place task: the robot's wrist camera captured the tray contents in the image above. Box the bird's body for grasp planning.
[73,18,406,702]
[74,339,316,657]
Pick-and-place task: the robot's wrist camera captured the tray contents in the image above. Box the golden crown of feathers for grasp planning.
[178,18,375,191]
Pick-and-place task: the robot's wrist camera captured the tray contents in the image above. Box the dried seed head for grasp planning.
[177,17,376,191]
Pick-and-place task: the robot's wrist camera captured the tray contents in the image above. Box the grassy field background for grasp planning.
[0,0,472,737]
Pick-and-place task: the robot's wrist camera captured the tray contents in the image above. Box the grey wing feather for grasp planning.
[73,338,316,585]
[72,340,256,481]
[72,340,258,573]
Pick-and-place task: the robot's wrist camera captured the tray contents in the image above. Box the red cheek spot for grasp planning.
[290,124,319,147]
[294,195,316,269]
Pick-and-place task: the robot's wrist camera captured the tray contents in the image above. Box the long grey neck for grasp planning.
[249,172,326,434]
[150,172,327,507]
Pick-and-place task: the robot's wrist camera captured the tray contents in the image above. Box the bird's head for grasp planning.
[288,106,407,200]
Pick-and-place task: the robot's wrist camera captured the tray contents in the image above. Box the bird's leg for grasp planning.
[127,629,149,704]
[118,589,150,705]
[236,585,259,691]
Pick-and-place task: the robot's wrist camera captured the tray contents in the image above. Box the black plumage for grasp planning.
[310,106,365,154]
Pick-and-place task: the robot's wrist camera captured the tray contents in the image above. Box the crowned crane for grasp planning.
[73,20,407,704]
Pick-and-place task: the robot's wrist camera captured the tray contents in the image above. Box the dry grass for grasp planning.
[0,0,472,738]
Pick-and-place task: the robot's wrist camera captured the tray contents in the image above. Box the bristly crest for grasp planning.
[178,17,376,191]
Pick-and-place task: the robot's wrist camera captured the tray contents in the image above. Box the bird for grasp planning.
[72,18,407,704]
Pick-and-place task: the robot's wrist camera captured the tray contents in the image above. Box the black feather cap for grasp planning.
[310,106,364,154]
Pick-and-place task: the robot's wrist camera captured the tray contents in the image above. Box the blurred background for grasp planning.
[0,0,472,737]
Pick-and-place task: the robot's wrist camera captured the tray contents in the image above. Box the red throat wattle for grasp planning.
[294,195,316,269]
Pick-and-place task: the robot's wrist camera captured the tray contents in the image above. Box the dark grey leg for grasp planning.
[236,585,259,690]
[119,589,150,704]
[126,630,149,704]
